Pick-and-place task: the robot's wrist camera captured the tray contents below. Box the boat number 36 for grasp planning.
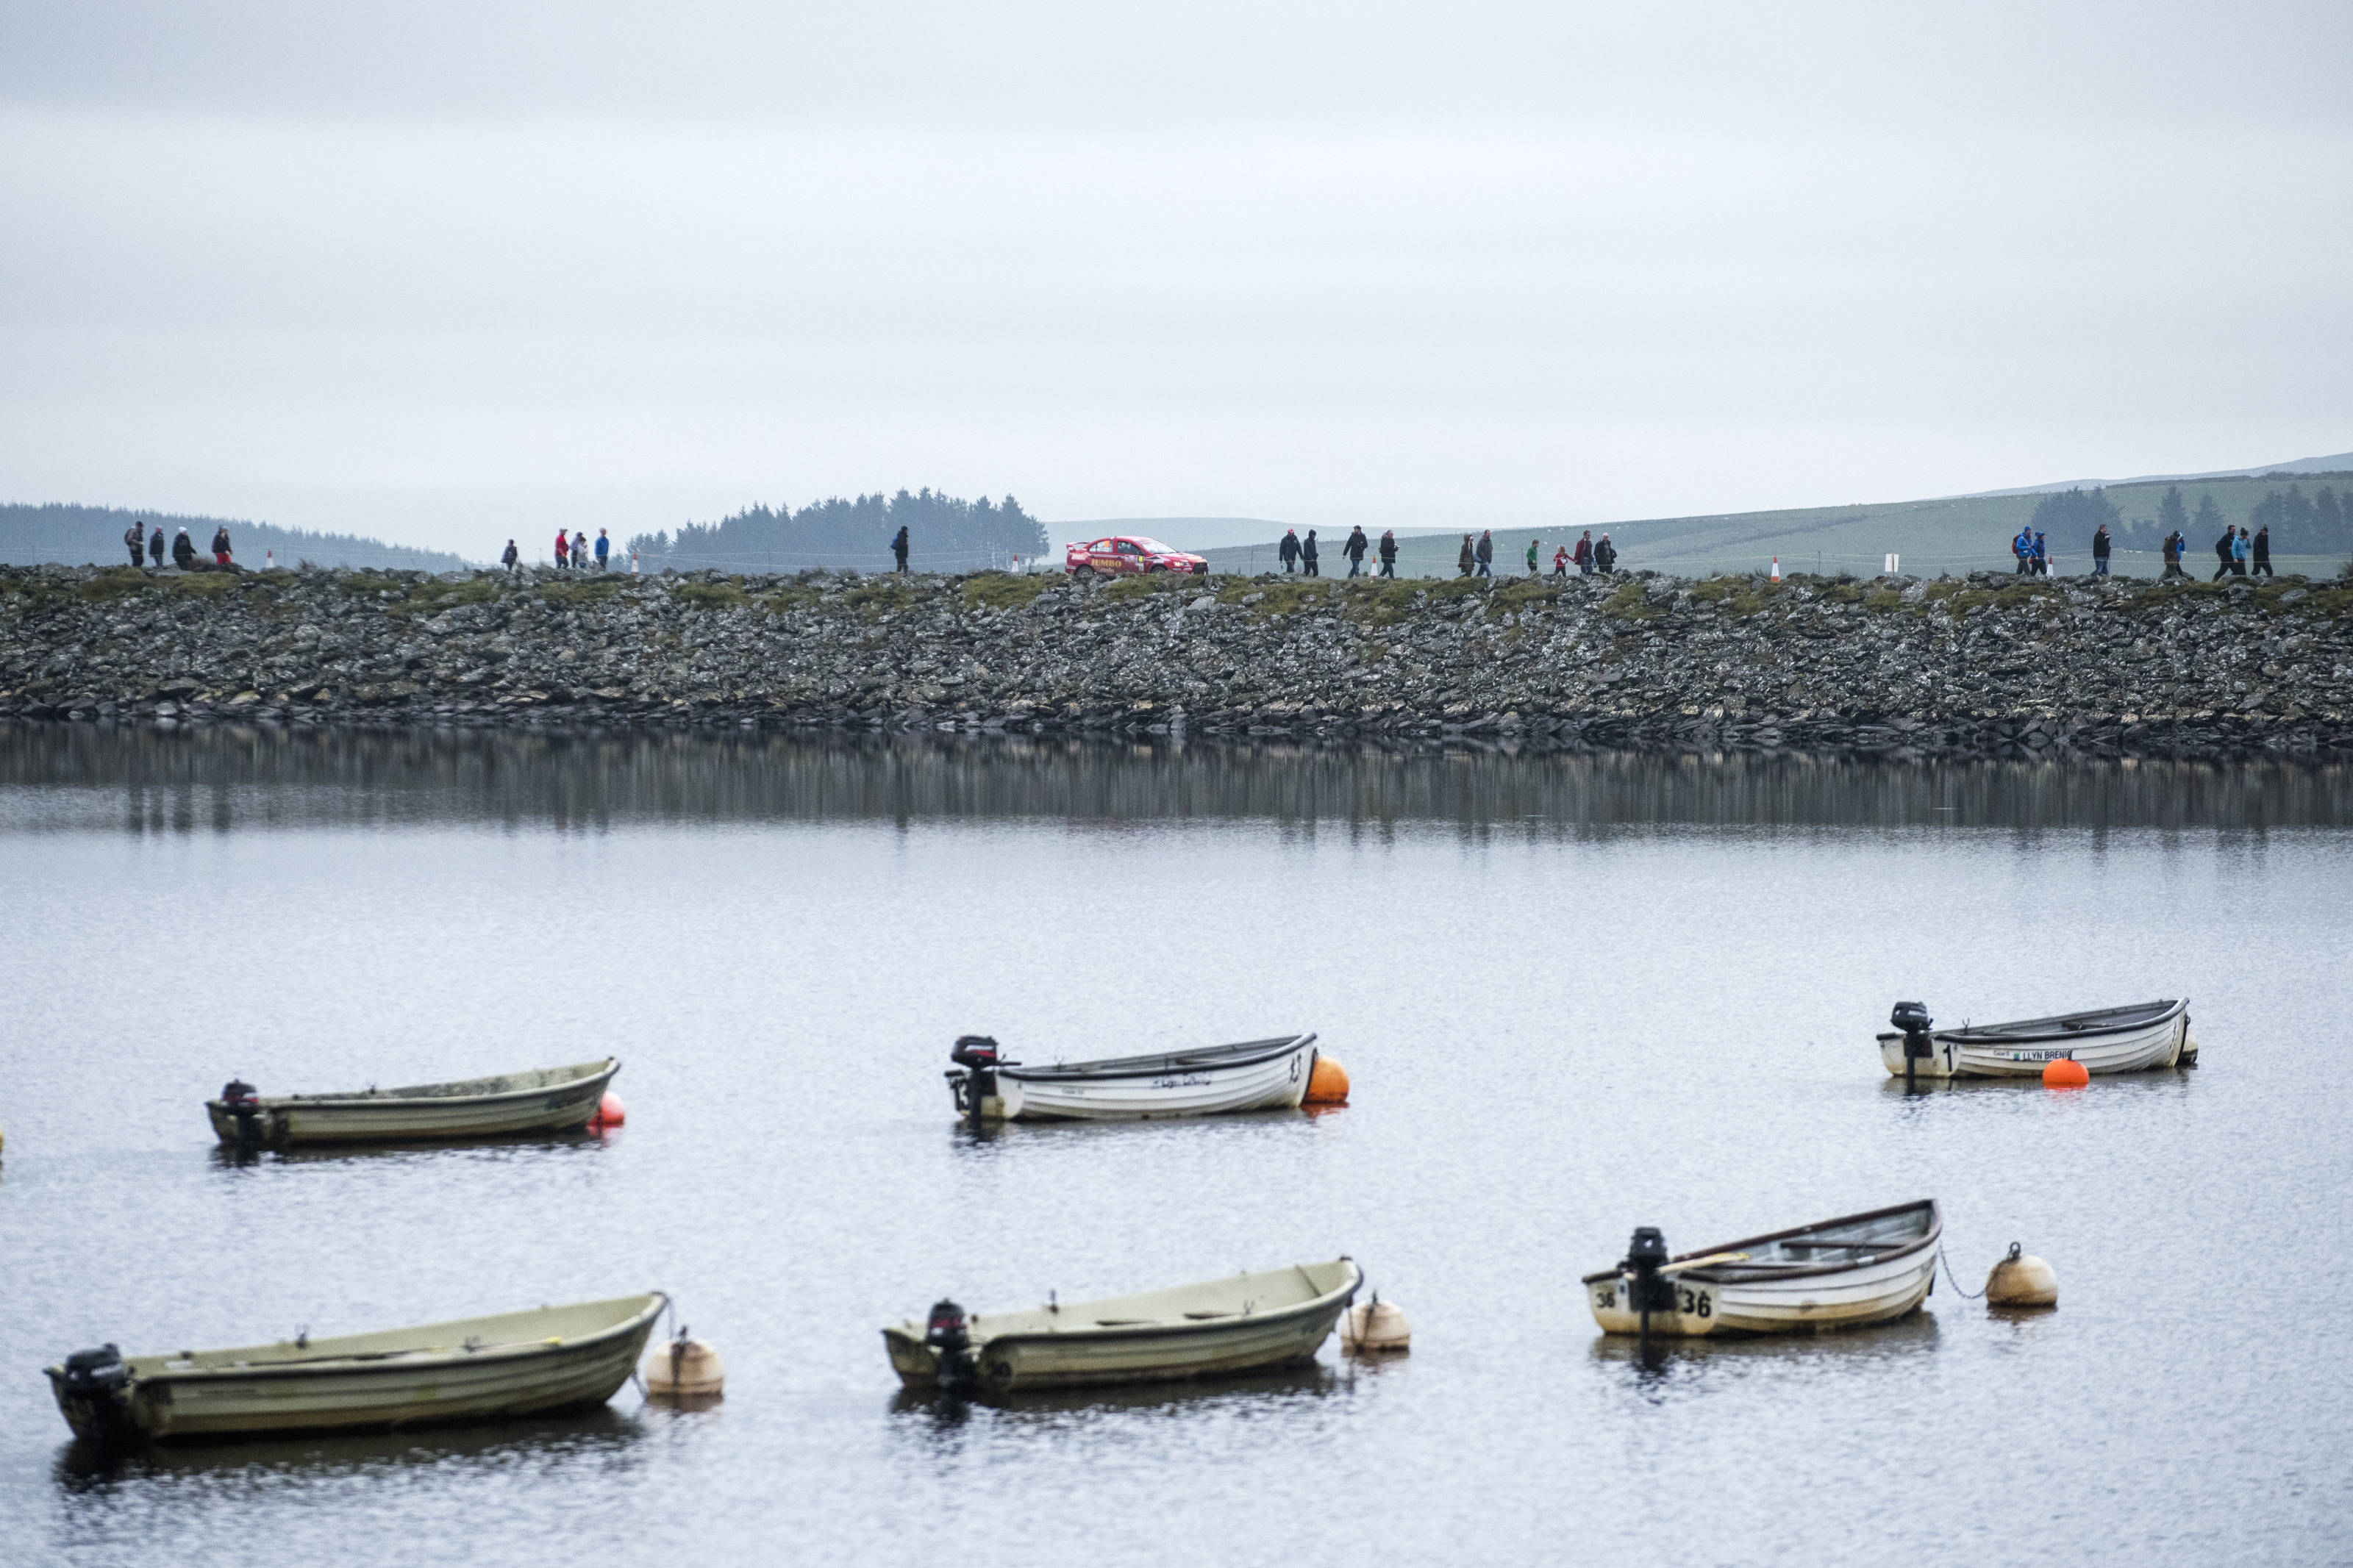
[1598,1282,1713,1317]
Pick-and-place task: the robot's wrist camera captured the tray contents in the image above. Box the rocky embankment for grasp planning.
[5,562,2352,758]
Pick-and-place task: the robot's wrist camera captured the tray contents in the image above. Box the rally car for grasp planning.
[1064,535,1210,577]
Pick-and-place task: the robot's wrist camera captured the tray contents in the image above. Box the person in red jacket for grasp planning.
[1573,531,1593,576]
[554,529,571,570]
[1552,545,1569,579]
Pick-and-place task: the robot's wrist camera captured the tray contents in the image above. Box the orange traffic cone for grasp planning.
[1770,556,1781,581]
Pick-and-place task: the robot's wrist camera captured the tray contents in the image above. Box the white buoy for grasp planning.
[1341,1294,1411,1355]
[1984,1242,2058,1308]
[643,1331,726,1398]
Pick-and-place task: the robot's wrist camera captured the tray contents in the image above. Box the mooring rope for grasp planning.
[1938,1246,1988,1300]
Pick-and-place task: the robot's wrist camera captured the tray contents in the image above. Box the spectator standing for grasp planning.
[1279,529,1302,573]
[124,520,146,568]
[1474,530,1493,578]
[892,524,910,573]
[2092,523,2111,577]
[2161,530,2187,579]
[210,526,232,566]
[2013,527,2032,575]
[1552,545,1568,579]
[1593,534,1618,573]
[171,528,196,568]
[1377,530,1397,578]
[555,529,571,570]
[2232,528,2251,576]
[1574,531,1594,576]
[594,529,611,570]
[2032,531,2049,576]
[149,526,165,567]
[501,540,521,574]
[1302,529,1321,577]
[1457,535,1474,577]
[2213,524,2235,580]
[1524,537,1539,576]
[2252,526,2273,577]
[1343,526,1368,577]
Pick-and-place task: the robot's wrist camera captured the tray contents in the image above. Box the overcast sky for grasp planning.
[3,0,2349,556]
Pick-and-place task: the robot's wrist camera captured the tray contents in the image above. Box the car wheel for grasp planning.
[1074,565,1097,579]
[1145,562,1164,573]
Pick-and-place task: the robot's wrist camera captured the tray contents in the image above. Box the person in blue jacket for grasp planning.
[2014,528,2033,575]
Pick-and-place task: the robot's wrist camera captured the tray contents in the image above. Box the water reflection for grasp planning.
[887,1361,1344,1431]
[4,723,2346,832]
[50,1404,648,1492]
[1586,1311,1944,1401]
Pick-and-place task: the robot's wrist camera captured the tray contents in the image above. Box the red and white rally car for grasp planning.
[1063,535,1209,577]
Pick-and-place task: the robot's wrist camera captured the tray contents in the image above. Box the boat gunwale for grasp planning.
[1577,1200,1941,1287]
[206,1057,620,1114]
[999,1034,1316,1084]
[1873,1000,2183,1046]
[50,1292,668,1392]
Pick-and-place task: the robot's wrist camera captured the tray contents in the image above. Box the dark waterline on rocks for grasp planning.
[2,727,2349,1567]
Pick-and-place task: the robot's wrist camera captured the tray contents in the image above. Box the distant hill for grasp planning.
[1,503,470,573]
[1964,449,2353,497]
[629,488,1046,573]
[1199,470,2353,581]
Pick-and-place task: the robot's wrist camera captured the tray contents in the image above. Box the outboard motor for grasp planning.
[945,1036,1002,1128]
[1890,1002,1935,1087]
[1623,1226,1674,1358]
[219,1079,266,1150]
[56,1344,132,1444]
[924,1300,974,1396]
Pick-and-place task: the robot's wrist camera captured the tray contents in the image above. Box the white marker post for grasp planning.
[1885,553,1900,576]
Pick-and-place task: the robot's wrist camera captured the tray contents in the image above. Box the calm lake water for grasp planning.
[3,726,2349,1567]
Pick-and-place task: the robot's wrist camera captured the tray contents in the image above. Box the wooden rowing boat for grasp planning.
[1878,1000,2193,1079]
[883,1259,1361,1392]
[205,1057,620,1149]
[1582,1200,1940,1337]
[945,1034,1318,1121]
[46,1293,665,1444]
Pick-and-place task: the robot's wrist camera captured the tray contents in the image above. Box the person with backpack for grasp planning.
[594,529,611,571]
[1279,529,1302,573]
[124,520,146,568]
[2252,525,2273,578]
[891,524,910,573]
[210,526,232,566]
[1457,535,1474,577]
[2092,523,2110,577]
[1574,531,1593,576]
[501,540,521,575]
[2161,530,2187,579]
[1593,534,1618,573]
[1474,530,1493,579]
[2013,527,2032,575]
[1377,530,1397,578]
[149,525,166,567]
[1343,526,1369,578]
[1301,529,1321,577]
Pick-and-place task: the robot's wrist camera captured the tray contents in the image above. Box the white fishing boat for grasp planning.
[1879,1000,2193,1080]
[205,1058,620,1149]
[943,1034,1318,1121]
[884,1259,1362,1393]
[46,1293,665,1444]
[1582,1200,1940,1338]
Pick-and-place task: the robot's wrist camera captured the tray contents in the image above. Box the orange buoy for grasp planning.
[588,1091,626,1128]
[1304,1054,1350,1106]
[2041,1059,2089,1089]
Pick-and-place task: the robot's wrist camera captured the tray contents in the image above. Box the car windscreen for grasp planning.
[1131,538,1177,554]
